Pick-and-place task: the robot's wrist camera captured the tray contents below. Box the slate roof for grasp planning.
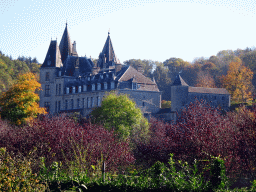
[97,32,120,69]
[117,66,159,92]
[172,74,189,86]
[188,87,230,95]
[59,23,73,64]
[42,40,62,68]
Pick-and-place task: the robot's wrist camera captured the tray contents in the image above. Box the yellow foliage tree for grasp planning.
[221,60,254,103]
[0,72,46,125]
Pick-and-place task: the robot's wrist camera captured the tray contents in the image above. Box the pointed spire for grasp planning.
[172,75,189,86]
[42,40,63,68]
[59,23,72,63]
[97,31,120,69]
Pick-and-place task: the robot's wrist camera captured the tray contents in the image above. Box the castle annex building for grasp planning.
[171,75,230,112]
[39,24,161,116]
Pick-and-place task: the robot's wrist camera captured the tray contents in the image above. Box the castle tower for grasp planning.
[40,39,63,113]
[171,74,189,112]
[97,32,120,69]
[59,23,73,64]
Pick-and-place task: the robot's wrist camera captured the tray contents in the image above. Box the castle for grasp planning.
[39,24,230,121]
[39,24,162,117]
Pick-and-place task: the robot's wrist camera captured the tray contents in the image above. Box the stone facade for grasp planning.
[39,24,161,117]
[170,75,231,113]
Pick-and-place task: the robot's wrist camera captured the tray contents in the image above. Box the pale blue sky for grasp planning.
[0,0,256,64]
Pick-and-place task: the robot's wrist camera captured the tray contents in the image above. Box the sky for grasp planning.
[0,0,256,64]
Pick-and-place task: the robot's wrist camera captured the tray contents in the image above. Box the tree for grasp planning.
[221,60,254,103]
[195,71,216,88]
[0,72,46,125]
[91,91,149,141]
[161,100,171,109]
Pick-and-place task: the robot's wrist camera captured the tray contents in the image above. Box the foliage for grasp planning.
[161,100,171,109]
[0,52,40,94]
[0,115,134,173]
[221,60,254,103]
[195,71,216,88]
[91,92,149,141]
[0,147,46,191]
[0,72,46,125]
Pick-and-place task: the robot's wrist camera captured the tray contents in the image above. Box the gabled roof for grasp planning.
[117,66,159,91]
[97,32,120,68]
[59,23,72,63]
[172,74,189,86]
[41,40,62,68]
[188,87,230,95]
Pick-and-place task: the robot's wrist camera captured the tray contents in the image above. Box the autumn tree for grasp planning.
[221,59,254,103]
[0,72,46,125]
[195,71,216,88]
[91,92,149,141]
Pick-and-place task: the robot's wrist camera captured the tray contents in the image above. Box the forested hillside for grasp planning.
[0,51,41,94]
[124,47,256,101]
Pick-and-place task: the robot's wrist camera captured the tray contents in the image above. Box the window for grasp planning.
[132,82,137,90]
[104,82,107,90]
[83,85,87,92]
[222,96,225,101]
[58,101,61,111]
[97,83,101,90]
[72,86,75,94]
[45,72,50,81]
[77,98,80,109]
[111,82,115,89]
[56,84,58,95]
[83,98,85,108]
[213,96,216,100]
[44,102,50,112]
[59,84,61,95]
[45,85,50,96]
[65,100,68,110]
[87,97,90,108]
[97,96,100,106]
[55,101,57,113]
[71,99,74,109]
[88,76,90,81]
[142,102,145,106]
[91,97,94,107]
[92,84,95,91]
[78,86,81,93]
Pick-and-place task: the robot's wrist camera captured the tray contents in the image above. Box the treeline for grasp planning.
[124,47,256,101]
[0,51,41,94]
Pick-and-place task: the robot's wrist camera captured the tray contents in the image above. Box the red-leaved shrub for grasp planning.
[0,114,135,173]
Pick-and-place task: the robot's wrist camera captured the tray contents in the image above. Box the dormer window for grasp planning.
[104,82,107,90]
[92,84,95,91]
[97,83,101,90]
[100,75,103,79]
[111,82,115,89]
[83,85,87,92]
[72,86,75,94]
[132,82,137,90]
[78,86,81,93]
[47,60,51,66]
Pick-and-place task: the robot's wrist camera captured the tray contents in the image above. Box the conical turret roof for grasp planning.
[59,23,72,63]
[172,74,189,86]
[97,32,120,68]
[42,40,62,68]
